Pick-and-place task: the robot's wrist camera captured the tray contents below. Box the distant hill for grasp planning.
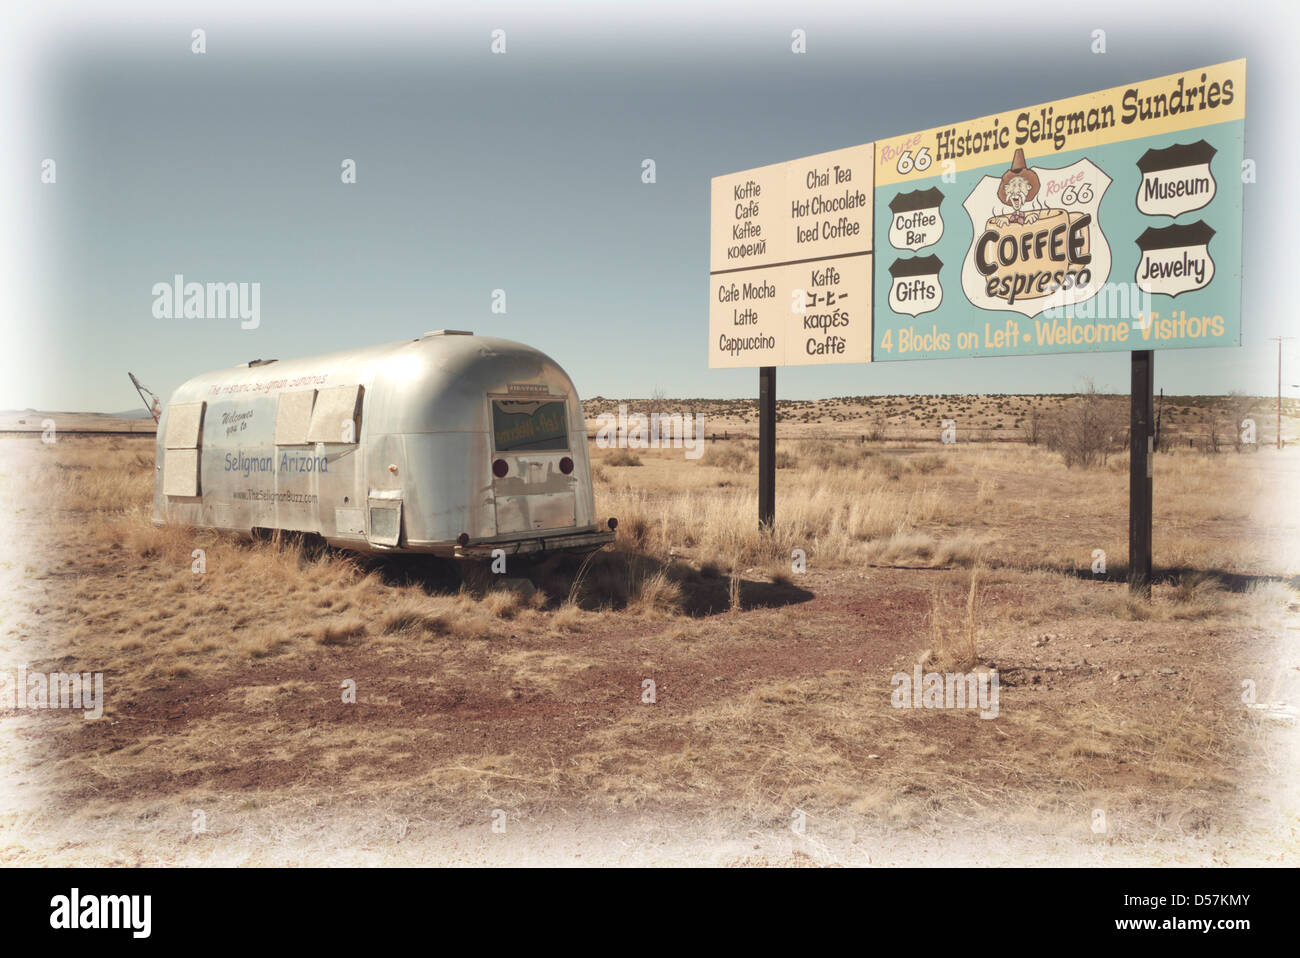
[581,394,1297,445]
[0,410,156,433]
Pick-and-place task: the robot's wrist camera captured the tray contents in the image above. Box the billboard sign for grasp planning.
[708,60,1245,367]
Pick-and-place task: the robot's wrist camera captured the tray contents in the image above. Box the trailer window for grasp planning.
[307,385,363,443]
[275,389,316,445]
[163,401,206,497]
[491,399,568,452]
[164,401,205,448]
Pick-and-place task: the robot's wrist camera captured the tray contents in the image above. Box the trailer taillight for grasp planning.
[457,532,470,547]
[492,458,509,478]
[559,456,574,475]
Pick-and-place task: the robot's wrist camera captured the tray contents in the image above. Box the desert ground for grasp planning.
[0,394,1297,866]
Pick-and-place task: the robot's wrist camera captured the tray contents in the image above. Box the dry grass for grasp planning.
[9,434,1292,688]
[538,659,1261,829]
[1,430,1295,866]
[603,449,643,467]
[590,440,1296,577]
[701,444,753,471]
[924,567,983,671]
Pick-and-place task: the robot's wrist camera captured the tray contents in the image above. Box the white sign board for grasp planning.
[708,144,874,368]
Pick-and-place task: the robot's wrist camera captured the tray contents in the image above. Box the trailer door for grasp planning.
[162,401,206,497]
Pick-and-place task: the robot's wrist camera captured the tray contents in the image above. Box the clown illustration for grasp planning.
[960,151,1112,317]
[988,148,1044,227]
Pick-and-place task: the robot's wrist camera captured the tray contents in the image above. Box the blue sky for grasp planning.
[5,1,1298,411]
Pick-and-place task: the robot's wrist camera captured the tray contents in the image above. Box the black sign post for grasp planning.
[1129,350,1154,596]
[758,366,776,530]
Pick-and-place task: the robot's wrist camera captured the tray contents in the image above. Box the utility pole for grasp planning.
[758,366,776,530]
[1271,337,1295,450]
[1129,351,1154,596]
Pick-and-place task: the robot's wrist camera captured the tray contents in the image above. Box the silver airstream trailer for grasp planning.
[152,331,616,558]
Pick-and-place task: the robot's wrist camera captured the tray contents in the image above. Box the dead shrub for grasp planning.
[1045,381,1127,468]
